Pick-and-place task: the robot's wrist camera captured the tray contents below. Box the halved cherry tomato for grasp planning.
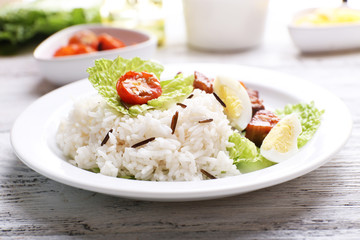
[53,44,96,57]
[73,44,97,54]
[98,33,126,50]
[53,45,76,57]
[116,71,162,105]
[68,30,99,49]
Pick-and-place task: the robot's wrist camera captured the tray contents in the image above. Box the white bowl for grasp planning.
[34,24,157,85]
[183,0,269,51]
[288,8,360,53]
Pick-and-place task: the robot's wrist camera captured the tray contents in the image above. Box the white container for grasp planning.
[182,0,269,52]
[288,8,360,53]
[34,24,157,85]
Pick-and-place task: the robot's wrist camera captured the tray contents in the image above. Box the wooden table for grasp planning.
[1,0,359,239]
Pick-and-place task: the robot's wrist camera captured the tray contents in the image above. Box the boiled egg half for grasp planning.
[260,113,302,163]
[213,75,252,130]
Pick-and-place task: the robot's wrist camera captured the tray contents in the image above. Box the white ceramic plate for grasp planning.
[11,64,352,201]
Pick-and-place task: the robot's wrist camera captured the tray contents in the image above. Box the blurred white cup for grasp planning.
[182,0,269,52]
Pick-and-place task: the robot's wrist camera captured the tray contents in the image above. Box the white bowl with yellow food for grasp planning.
[288,7,360,53]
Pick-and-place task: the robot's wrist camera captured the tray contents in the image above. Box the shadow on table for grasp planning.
[296,48,360,59]
[29,77,59,97]
[2,155,342,239]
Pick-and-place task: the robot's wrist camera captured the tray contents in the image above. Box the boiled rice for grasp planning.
[56,89,240,181]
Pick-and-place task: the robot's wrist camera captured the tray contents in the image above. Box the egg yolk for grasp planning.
[261,118,297,153]
[295,8,360,25]
[218,85,243,119]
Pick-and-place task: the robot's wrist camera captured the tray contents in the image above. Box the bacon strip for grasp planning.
[193,71,214,93]
[245,110,280,147]
[246,88,265,116]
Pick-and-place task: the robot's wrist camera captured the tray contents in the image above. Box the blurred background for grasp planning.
[2,0,360,55]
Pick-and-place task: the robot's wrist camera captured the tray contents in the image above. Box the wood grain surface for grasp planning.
[1,0,360,239]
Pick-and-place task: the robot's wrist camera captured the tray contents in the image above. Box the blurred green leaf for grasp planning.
[0,0,101,55]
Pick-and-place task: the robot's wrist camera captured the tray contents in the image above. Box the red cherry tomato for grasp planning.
[116,71,162,105]
[73,44,97,54]
[53,44,96,57]
[53,45,77,57]
[69,30,99,49]
[98,33,126,50]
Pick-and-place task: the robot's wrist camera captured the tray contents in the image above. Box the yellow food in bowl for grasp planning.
[295,8,360,26]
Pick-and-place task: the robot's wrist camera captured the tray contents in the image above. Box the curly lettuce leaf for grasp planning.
[148,73,194,108]
[235,155,276,174]
[87,57,194,116]
[228,132,258,161]
[227,132,276,173]
[276,101,324,148]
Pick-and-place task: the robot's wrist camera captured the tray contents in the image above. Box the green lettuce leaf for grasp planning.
[0,0,101,55]
[275,101,324,148]
[227,132,276,173]
[228,132,258,161]
[235,155,276,174]
[87,57,194,117]
[148,73,194,108]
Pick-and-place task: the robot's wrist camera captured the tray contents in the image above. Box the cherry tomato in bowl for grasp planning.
[68,30,99,50]
[53,44,96,57]
[53,31,127,57]
[116,71,162,105]
[98,33,126,50]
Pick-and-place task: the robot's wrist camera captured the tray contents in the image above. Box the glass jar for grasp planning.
[101,0,165,46]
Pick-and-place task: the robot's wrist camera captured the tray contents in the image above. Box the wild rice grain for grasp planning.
[131,137,156,148]
[213,92,226,108]
[171,111,179,134]
[176,103,187,108]
[101,129,113,146]
[199,119,213,123]
[120,100,130,110]
[201,169,216,179]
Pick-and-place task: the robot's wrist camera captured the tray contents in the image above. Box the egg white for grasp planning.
[260,113,302,163]
[213,75,252,131]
